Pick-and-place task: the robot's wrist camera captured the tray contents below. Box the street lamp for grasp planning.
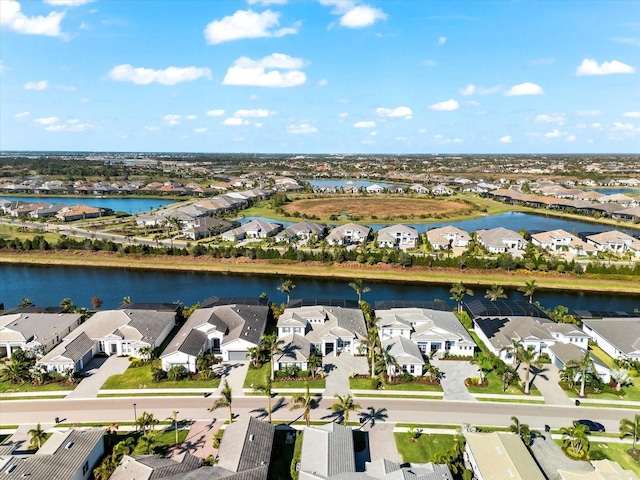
[133,403,137,431]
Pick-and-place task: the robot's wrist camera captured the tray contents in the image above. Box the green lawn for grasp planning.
[383,382,443,392]
[560,377,640,401]
[467,370,541,396]
[349,377,379,390]
[244,364,269,388]
[395,432,462,463]
[101,363,220,390]
[589,345,618,370]
[591,441,640,475]
[244,363,325,389]
[0,380,74,393]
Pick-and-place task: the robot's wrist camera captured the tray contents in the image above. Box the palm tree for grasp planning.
[290,383,318,427]
[136,411,158,432]
[408,426,422,443]
[19,297,35,308]
[307,354,323,378]
[516,345,539,395]
[112,437,135,461]
[105,423,119,448]
[0,361,30,385]
[358,327,379,378]
[560,421,590,457]
[252,377,273,423]
[59,297,76,313]
[518,280,538,304]
[246,346,265,369]
[449,282,473,312]
[210,380,233,423]
[166,410,181,445]
[484,283,507,301]
[566,349,596,398]
[509,416,539,446]
[260,334,285,381]
[330,393,361,425]
[619,414,639,454]
[277,279,296,304]
[138,346,155,363]
[471,351,493,384]
[137,430,160,455]
[93,458,117,480]
[348,278,370,302]
[28,423,47,449]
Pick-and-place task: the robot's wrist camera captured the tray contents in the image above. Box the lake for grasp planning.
[1,264,638,313]
[0,196,177,215]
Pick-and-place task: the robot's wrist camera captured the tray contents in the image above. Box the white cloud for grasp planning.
[223,117,249,126]
[369,131,377,137]
[145,126,160,132]
[535,113,565,125]
[428,99,459,111]
[505,82,544,96]
[422,59,436,67]
[528,57,555,66]
[320,1,387,29]
[287,123,317,134]
[247,0,287,4]
[437,36,447,45]
[163,114,181,126]
[577,109,602,116]
[610,37,640,47]
[0,0,65,36]
[544,129,562,138]
[24,80,48,90]
[566,135,576,142]
[206,109,225,117]
[452,138,463,144]
[376,106,412,119]
[338,112,349,118]
[234,108,274,117]
[33,116,59,125]
[459,83,502,96]
[353,121,376,128]
[576,58,635,76]
[14,111,29,119]
[44,0,92,5]
[254,122,263,128]
[204,9,297,44]
[418,128,427,134]
[45,121,94,132]
[108,64,212,85]
[499,135,512,144]
[185,115,197,120]
[591,123,603,129]
[318,78,328,86]
[194,127,208,133]
[223,53,307,87]
[622,111,640,118]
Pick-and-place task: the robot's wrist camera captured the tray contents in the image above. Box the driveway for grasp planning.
[431,359,477,402]
[521,363,574,406]
[169,419,222,459]
[213,361,249,397]
[360,421,403,463]
[529,433,594,479]
[323,352,368,397]
[66,356,130,399]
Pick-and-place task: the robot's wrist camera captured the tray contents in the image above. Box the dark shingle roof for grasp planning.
[118,303,181,312]
[464,299,549,319]
[217,417,274,476]
[60,332,95,362]
[288,298,360,309]
[374,300,451,311]
[201,297,269,308]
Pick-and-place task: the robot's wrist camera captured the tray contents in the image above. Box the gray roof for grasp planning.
[363,458,453,480]
[111,452,202,480]
[277,333,312,363]
[476,227,526,249]
[0,428,104,480]
[277,221,325,238]
[474,316,556,352]
[582,318,640,357]
[58,332,96,362]
[548,343,608,370]
[0,312,81,352]
[300,423,355,479]
[381,336,424,365]
[280,305,367,343]
[216,417,274,476]
[376,308,475,345]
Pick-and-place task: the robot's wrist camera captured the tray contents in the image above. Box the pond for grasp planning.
[0,196,177,215]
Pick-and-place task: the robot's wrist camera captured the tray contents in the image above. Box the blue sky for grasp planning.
[1,0,639,154]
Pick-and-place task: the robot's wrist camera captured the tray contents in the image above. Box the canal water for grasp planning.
[0,196,177,215]
[1,264,638,313]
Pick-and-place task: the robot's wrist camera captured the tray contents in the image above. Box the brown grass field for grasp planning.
[283,197,474,218]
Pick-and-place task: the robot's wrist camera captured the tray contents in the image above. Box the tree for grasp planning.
[509,416,539,446]
[358,327,379,378]
[610,369,630,392]
[470,351,493,384]
[260,334,284,381]
[252,377,273,423]
[166,410,181,445]
[19,297,34,308]
[122,296,132,305]
[59,297,76,313]
[408,426,422,443]
[91,296,103,310]
[105,423,119,448]
[246,346,265,369]
[560,421,590,457]
[136,431,160,455]
[196,353,218,380]
[277,279,296,304]
[307,354,323,378]
[518,280,538,304]
[349,278,371,302]
[566,349,596,398]
[484,283,507,301]
[619,414,639,455]
[210,379,233,424]
[136,412,158,432]
[138,346,155,363]
[289,383,318,427]
[28,423,47,449]
[112,437,135,461]
[515,345,539,394]
[449,282,474,313]
[93,458,117,480]
[330,393,361,425]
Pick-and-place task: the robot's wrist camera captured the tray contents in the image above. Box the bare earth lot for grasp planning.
[283,197,474,218]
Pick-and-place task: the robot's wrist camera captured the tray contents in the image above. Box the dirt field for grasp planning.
[283,197,474,218]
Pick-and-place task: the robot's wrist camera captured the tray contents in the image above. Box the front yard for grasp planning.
[101,363,220,390]
[466,370,541,396]
[243,363,325,390]
[395,432,462,463]
[0,379,75,394]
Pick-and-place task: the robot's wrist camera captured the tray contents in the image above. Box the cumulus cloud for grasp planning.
[376,106,412,119]
[566,135,576,142]
[437,36,447,45]
[194,127,208,133]
[33,116,94,131]
[576,58,635,76]
[428,99,459,111]
[505,82,544,96]
[223,53,307,87]
[24,80,48,90]
[318,78,328,86]
[535,113,565,125]
[0,0,65,36]
[287,123,317,134]
[14,111,30,118]
[163,114,181,126]
[185,114,197,120]
[338,112,349,118]
[622,111,640,118]
[206,109,225,117]
[499,135,512,144]
[44,0,93,5]
[223,117,249,126]
[459,83,502,96]
[544,129,563,138]
[107,64,212,85]
[33,116,60,125]
[145,126,161,132]
[234,108,274,117]
[204,9,297,44]
[353,121,376,128]
[319,1,387,29]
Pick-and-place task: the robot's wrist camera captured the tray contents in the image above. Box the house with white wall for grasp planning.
[476,227,527,253]
[326,223,371,246]
[376,224,419,248]
[426,226,471,249]
[582,318,640,362]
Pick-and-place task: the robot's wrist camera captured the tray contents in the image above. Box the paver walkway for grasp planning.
[66,356,130,399]
[169,419,223,460]
[431,358,477,402]
[521,363,574,406]
[361,422,403,463]
[323,352,368,397]
[213,361,249,397]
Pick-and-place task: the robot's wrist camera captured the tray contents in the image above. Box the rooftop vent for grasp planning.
[65,442,74,449]
[249,434,254,442]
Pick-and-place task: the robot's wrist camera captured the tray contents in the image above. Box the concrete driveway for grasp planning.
[213,361,249,397]
[530,433,594,479]
[521,363,574,406]
[323,352,368,396]
[431,359,477,402]
[66,356,130,399]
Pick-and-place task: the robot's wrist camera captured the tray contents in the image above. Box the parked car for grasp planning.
[577,419,606,432]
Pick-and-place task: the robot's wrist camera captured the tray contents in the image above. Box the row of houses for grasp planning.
[0,200,110,221]
[0,179,218,196]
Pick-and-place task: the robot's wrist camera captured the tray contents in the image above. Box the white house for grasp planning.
[476,227,527,253]
[221,220,282,241]
[275,222,325,244]
[586,230,638,254]
[426,226,471,249]
[365,184,384,194]
[531,229,598,256]
[274,333,313,372]
[381,336,425,377]
[377,224,420,249]
[582,318,640,362]
[0,312,82,358]
[326,223,371,246]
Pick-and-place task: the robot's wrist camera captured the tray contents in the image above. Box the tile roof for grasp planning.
[582,318,640,357]
[216,417,274,477]
[300,423,356,479]
[111,452,202,480]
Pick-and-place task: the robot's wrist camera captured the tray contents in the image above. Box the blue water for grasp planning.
[1,264,638,313]
[234,212,640,235]
[591,188,640,195]
[307,179,394,188]
[0,196,177,215]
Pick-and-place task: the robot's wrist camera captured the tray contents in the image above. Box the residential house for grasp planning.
[182,218,235,240]
[582,318,640,362]
[376,224,420,249]
[220,220,282,242]
[160,300,268,368]
[365,184,384,194]
[548,342,611,383]
[299,423,356,480]
[431,184,454,196]
[277,300,367,356]
[381,336,424,377]
[531,229,598,256]
[275,221,326,244]
[464,432,546,480]
[361,459,453,480]
[326,223,371,246]
[476,227,527,253]
[426,226,471,249]
[0,428,104,480]
[0,312,82,358]
[55,204,105,222]
[214,417,274,479]
[409,184,430,194]
[586,230,638,255]
[38,309,176,373]
[274,333,313,372]
[375,306,476,358]
[111,453,202,480]
[558,459,640,480]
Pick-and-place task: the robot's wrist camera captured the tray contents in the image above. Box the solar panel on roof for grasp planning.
[287,298,360,309]
[464,299,549,319]
[574,310,638,320]
[374,300,451,311]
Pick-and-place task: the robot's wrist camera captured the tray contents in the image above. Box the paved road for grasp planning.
[1,396,636,434]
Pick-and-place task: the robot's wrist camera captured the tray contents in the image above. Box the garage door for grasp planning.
[228,351,248,361]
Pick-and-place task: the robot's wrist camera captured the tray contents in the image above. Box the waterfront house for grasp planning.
[55,204,106,222]
[476,227,527,253]
[426,225,471,249]
[586,230,639,255]
[111,453,202,480]
[548,342,611,383]
[274,333,313,372]
[275,221,326,243]
[409,184,430,194]
[582,318,640,362]
[381,335,425,376]
[531,229,598,256]
[182,218,235,240]
[376,224,420,249]
[220,220,282,242]
[326,223,371,246]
